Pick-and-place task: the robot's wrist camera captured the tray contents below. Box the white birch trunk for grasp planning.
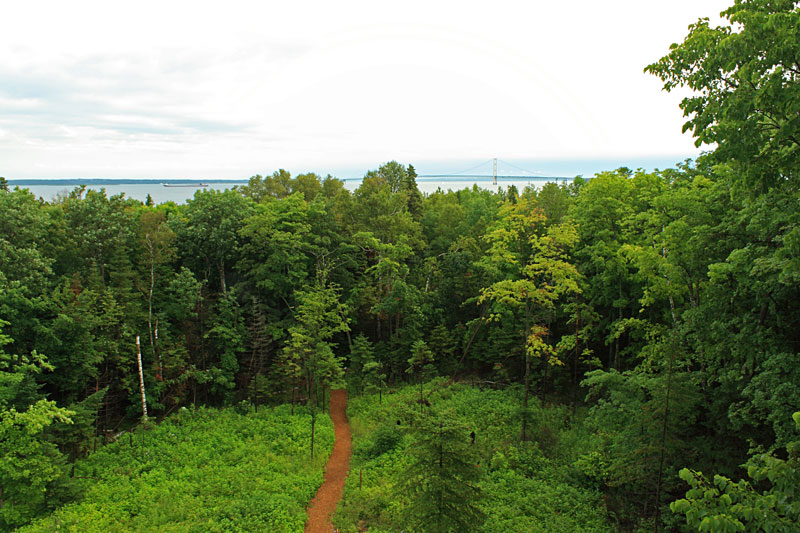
[136,335,148,422]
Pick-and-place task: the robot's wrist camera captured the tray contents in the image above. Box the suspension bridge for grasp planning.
[416,158,569,186]
[340,158,571,186]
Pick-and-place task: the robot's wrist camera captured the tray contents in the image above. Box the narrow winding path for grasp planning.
[305,389,352,533]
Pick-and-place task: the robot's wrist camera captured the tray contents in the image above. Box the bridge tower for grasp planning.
[492,158,497,186]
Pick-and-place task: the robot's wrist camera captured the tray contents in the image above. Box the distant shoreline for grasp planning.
[7,176,575,187]
[7,179,249,186]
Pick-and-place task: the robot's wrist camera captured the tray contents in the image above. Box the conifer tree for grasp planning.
[400,408,485,533]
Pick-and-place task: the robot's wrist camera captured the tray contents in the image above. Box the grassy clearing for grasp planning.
[20,404,333,533]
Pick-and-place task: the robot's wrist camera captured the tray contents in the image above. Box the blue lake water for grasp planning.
[9,155,693,204]
[16,182,248,204]
[16,177,572,205]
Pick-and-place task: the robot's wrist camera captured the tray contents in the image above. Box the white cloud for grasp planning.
[0,0,732,178]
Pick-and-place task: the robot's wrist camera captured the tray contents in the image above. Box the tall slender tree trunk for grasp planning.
[154,318,162,380]
[218,259,227,294]
[136,335,148,422]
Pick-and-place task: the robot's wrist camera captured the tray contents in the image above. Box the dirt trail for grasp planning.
[305,389,351,533]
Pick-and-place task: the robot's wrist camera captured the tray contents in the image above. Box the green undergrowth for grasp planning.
[334,379,611,532]
[19,404,334,533]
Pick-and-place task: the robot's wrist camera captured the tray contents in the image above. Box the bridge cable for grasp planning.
[497,159,549,177]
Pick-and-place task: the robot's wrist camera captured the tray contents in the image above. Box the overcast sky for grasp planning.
[1,0,732,179]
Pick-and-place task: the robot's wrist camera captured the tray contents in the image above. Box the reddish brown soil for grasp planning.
[305,389,352,533]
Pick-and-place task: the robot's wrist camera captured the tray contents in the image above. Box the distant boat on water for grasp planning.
[162,183,209,188]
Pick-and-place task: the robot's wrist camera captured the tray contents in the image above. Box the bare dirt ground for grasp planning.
[304,389,352,533]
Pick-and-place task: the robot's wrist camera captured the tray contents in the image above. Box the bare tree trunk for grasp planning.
[154,318,162,380]
[219,260,227,294]
[136,335,148,422]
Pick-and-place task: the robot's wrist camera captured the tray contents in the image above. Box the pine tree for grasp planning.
[400,409,485,533]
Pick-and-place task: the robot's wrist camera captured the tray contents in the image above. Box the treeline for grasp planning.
[2,154,797,528]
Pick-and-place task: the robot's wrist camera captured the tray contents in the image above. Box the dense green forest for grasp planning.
[1,0,799,531]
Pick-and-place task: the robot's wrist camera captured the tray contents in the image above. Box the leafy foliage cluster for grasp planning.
[670,411,800,532]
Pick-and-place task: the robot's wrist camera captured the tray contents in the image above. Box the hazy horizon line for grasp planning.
[3,153,701,182]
